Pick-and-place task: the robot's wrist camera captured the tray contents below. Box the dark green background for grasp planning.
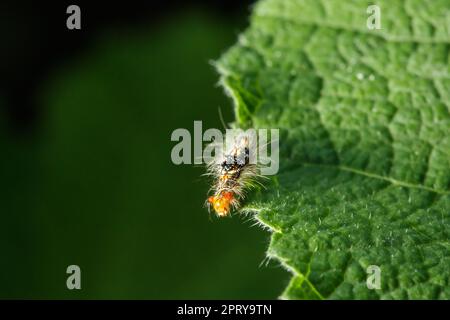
[0,6,286,298]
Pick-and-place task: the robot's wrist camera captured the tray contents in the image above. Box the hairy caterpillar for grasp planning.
[205,134,263,217]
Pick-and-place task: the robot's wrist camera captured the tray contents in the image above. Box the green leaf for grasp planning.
[217,0,450,299]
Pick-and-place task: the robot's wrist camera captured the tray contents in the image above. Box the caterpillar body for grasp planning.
[206,134,262,217]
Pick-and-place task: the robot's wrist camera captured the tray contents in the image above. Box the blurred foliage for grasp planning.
[0,9,286,299]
